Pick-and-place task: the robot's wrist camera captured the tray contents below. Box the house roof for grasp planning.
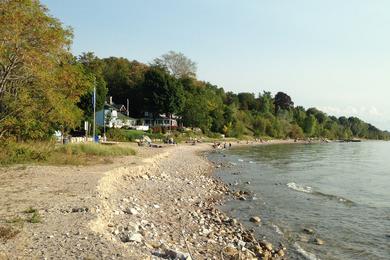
[104,103,136,120]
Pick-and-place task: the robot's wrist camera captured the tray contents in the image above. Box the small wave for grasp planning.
[238,159,244,162]
[287,183,356,205]
[249,161,254,164]
[287,182,313,193]
[294,243,321,260]
[314,191,356,206]
[271,224,284,235]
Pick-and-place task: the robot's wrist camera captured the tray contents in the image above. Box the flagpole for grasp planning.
[93,84,96,143]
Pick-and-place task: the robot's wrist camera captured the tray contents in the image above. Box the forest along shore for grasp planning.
[0,143,286,259]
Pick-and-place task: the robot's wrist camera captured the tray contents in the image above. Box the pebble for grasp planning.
[249,216,261,223]
[71,207,88,213]
[223,245,238,256]
[314,238,325,245]
[124,208,139,215]
[128,233,143,243]
[303,228,315,234]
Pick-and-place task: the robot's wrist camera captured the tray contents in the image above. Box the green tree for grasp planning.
[289,123,304,139]
[304,115,317,136]
[258,91,274,114]
[78,52,108,119]
[0,0,92,140]
[142,67,185,117]
[237,92,257,110]
[274,92,294,114]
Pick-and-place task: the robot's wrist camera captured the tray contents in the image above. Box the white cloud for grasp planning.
[317,105,385,119]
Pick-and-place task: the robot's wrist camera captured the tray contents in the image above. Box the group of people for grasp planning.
[212,142,232,149]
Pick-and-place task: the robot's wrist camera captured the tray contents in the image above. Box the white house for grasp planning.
[96,103,137,128]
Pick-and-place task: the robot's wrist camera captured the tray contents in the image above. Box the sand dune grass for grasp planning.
[0,141,136,166]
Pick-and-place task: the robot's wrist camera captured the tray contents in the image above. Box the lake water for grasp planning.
[209,141,390,260]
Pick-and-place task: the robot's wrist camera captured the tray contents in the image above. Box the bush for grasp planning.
[106,128,145,142]
[0,141,53,165]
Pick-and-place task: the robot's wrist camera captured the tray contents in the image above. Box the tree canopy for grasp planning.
[0,0,92,140]
[153,51,197,79]
[1,0,389,141]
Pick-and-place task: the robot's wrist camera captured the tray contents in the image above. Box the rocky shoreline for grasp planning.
[0,142,287,259]
[89,143,287,259]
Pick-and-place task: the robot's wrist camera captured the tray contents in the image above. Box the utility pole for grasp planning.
[93,84,96,143]
[103,106,106,141]
[127,98,129,116]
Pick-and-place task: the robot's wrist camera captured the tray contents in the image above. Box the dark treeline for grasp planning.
[78,52,390,140]
[1,0,389,141]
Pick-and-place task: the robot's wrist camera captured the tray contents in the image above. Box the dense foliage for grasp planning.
[86,54,389,140]
[0,0,93,140]
[1,1,389,141]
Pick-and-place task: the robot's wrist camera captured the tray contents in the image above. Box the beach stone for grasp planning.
[127,223,139,233]
[239,196,247,201]
[237,240,246,248]
[71,207,88,213]
[223,245,238,256]
[297,234,309,243]
[262,250,272,259]
[163,249,191,260]
[249,216,261,223]
[254,245,263,254]
[124,208,138,215]
[303,228,315,234]
[314,238,325,245]
[277,249,285,257]
[260,241,273,251]
[128,233,143,243]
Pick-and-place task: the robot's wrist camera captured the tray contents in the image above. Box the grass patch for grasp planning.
[26,212,42,223]
[106,128,164,142]
[6,216,24,224]
[23,207,37,214]
[0,141,136,166]
[0,226,19,241]
[57,143,136,157]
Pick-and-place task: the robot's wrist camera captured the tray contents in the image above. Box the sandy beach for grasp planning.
[0,142,289,259]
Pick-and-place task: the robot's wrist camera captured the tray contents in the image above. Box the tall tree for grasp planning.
[78,52,108,119]
[0,0,92,140]
[237,92,257,110]
[142,67,185,117]
[153,51,197,78]
[258,91,274,114]
[274,92,294,114]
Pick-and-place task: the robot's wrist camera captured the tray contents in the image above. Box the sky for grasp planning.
[41,0,390,130]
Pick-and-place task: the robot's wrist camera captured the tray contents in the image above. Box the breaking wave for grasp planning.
[287,182,355,205]
[294,243,321,260]
[287,182,313,193]
[271,224,284,235]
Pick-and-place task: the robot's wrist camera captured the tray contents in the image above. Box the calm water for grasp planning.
[209,142,390,260]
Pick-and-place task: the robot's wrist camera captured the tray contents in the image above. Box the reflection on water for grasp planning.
[209,142,390,260]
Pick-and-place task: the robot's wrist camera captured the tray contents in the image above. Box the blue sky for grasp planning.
[42,0,390,130]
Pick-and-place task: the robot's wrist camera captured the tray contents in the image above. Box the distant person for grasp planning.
[229,143,232,148]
